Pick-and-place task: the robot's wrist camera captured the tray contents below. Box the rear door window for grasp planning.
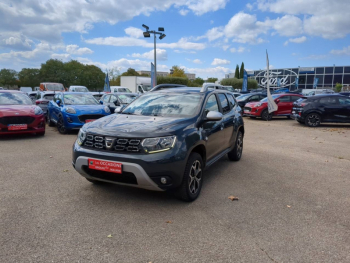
[227,94,236,108]
[290,96,300,102]
[339,98,350,105]
[319,97,338,105]
[279,96,290,102]
[218,93,230,114]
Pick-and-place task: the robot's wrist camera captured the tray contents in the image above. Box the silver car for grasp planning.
[34,91,55,115]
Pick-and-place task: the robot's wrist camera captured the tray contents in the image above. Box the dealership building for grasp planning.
[225,66,350,90]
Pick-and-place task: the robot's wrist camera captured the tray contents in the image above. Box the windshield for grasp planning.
[122,93,202,117]
[115,88,132,93]
[0,92,33,105]
[236,94,251,101]
[63,94,99,105]
[260,94,280,102]
[45,83,64,91]
[118,94,137,104]
[142,85,152,92]
[43,94,54,100]
[224,87,234,92]
[73,87,88,92]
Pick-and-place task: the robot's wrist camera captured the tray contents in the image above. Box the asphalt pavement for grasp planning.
[1,118,350,262]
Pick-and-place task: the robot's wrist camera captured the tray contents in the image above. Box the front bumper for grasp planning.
[0,115,46,135]
[72,141,187,191]
[243,107,263,117]
[64,113,108,130]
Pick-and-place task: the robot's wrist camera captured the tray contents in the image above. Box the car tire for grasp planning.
[57,115,68,134]
[176,153,204,202]
[261,109,272,121]
[86,178,104,184]
[47,113,55,127]
[305,113,321,127]
[228,131,243,161]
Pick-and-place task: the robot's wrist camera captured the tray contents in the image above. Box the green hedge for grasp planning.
[157,76,189,86]
[220,78,258,90]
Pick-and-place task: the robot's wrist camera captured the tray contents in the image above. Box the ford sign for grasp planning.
[255,69,298,88]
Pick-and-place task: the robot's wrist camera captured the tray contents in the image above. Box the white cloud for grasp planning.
[299,54,328,60]
[230,47,248,53]
[211,58,230,66]
[257,0,350,39]
[174,50,196,54]
[246,3,253,11]
[66,45,93,55]
[131,49,168,61]
[86,36,205,50]
[222,45,230,51]
[203,27,225,42]
[124,27,144,38]
[0,34,33,51]
[179,9,189,16]
[284,36,307,46]
[0,0,229,46]
[330,46,350,56]
[183,66,232,78]
[186,58,203,64]
[270,15,303,37]
[51,53,71,61]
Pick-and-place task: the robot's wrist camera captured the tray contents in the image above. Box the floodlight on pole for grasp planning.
[141,25,166,86]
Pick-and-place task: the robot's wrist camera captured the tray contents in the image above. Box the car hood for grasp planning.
[84,114,194,137]
[64,105,108,115]
[0,105,37,117]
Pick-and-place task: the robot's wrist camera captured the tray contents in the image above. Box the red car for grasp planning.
[243,93,303,120]
[0,90,46,136]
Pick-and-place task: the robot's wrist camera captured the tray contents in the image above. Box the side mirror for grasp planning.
[206,111,223,121]
[56,100,61,106]
[114,106,123,113]
[113,100,120,106]
[99,100,103,105]
[275,98,280,104]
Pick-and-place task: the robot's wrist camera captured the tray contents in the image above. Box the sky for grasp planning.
[0,0,350,79]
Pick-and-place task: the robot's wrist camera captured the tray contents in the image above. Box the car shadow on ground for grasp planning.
[0,133,46,141]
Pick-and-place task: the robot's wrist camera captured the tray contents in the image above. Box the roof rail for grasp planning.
[200,83,224,92]
[150,84,186,92]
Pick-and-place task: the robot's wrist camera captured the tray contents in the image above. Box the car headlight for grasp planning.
[141,136,176,154]
[256,103,262,107]
[34,106,43,115]
[66,107,76,114]
[77,128,87,146]
[104,106,110,114]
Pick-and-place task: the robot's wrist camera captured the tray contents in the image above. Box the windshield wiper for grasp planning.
[120,112,136,115]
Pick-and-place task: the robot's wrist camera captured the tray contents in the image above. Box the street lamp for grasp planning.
[142,24,166,85]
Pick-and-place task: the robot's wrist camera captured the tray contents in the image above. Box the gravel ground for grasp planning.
[0,118,349,263]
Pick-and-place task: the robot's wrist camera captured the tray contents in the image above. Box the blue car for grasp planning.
[47,92,111,134]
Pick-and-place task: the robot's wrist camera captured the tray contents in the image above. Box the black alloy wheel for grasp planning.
[176,153,203,202]
[47,113,54,127]
[305,113,321,127]
[261,109,273,121]
[228,131,243,161]
[57,115,67,134]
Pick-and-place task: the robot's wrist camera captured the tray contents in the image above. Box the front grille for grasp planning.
[0,116,35,125]
[82,166,137,185]
[244,107,251,112]
[83,134,142,153]
[78,114,105,123]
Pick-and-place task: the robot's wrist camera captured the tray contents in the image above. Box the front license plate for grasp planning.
[85,119,95,123]
[244,110,249,113]
[88,159,122,174]
[8,124,27,130]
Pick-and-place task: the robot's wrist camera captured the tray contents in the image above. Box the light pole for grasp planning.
[142,24,166,83]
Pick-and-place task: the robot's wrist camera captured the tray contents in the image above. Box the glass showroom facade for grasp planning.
[243,66,350,90]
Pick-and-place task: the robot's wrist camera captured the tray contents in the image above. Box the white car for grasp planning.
[68,85,89,92]
[110,86,132,93]
[20,87,32,93]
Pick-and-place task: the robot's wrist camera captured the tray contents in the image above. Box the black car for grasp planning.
[291,94,350,127]
[236,93,266,108]
[100,93,138,113]
[339,92,350,97]
[72,84,245,201]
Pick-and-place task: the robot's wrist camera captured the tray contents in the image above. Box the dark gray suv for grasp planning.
[72,84,245,201]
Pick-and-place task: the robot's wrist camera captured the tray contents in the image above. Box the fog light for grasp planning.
[160,177,167,184]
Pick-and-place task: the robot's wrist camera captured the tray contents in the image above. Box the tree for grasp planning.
[18,68,40,88]
[234,65,240,79]
[220,78,258,90]
[40,59,65,84]
[206,77,218,83]
[335,83,343,92]
[170,66,187,78]
[121,68,139,76]
[193,77,205,86]
[157,76,188,85]
[239,62,245,79]
[0,69,18,87]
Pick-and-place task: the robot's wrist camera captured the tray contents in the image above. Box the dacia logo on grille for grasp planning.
[105,137,115,149]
